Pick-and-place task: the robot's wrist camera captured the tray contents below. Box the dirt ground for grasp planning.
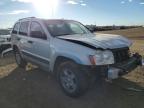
[0,28,144,108]
[0,54,144,108]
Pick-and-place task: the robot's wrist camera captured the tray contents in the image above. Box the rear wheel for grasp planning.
[57,61,90,97]
[14,49,27,68]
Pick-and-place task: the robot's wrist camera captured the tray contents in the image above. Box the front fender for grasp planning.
[57,53,83,64]
[49,38,96,72]
[50,52,92,72]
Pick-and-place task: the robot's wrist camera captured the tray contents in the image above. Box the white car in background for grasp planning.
[0,34,12,56]
[0,35,11,43]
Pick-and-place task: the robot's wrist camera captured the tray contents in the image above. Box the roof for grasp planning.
[18,17,76,22]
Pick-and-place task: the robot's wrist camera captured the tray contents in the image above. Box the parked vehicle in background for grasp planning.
[0,35,11,42]
[11,17,142,97]
[0,34,11,54]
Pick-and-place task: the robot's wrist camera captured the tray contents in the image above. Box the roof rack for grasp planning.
[19,17,36,21]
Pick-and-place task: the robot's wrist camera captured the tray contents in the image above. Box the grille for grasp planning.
[111,47,130,63]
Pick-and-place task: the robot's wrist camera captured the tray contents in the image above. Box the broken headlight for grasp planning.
[89,50,114,65]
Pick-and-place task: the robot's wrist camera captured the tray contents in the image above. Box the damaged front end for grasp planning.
[86,48,143,80]
[107,52,142,80]
[58,34,143,80]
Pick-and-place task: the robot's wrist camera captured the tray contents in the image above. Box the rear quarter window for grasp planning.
[12,22,20,34]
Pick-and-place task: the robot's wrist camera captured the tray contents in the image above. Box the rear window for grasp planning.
[19,21,29,36]
[12,22,19,34]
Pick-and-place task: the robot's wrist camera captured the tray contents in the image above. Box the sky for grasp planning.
[0,0,144,28]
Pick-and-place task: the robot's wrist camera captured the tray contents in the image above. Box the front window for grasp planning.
[44,20,90,37]
[30,21,47,40]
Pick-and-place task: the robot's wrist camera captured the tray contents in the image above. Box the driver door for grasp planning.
[27,21,50,67]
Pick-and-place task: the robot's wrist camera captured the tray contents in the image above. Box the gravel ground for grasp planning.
[0,55,144,108]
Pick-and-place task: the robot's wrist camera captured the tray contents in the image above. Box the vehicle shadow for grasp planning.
[0,66,144,108]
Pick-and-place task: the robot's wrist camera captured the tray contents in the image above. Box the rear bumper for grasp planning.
[108,53,142,79]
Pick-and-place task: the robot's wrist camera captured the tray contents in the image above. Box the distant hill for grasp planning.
[86,25,142,32]
[97,27,144,39]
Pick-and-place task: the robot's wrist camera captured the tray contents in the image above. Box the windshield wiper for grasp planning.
[55,33,85,37]
[55,33,72,36]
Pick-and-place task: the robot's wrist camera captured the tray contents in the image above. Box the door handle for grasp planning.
[27,40,33,44]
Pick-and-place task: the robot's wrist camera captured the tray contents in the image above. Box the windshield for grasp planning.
[44,20,90,37]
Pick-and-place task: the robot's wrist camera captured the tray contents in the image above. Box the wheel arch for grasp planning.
[53,56,81,75]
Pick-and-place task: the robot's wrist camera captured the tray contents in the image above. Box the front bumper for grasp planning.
[108,53,142,79]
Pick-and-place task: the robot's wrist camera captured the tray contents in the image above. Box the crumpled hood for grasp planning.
[58,33,132,49]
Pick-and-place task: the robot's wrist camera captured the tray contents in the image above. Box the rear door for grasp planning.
[18,20,32,58]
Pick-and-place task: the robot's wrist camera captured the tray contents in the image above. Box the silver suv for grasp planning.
[11,17,142,97]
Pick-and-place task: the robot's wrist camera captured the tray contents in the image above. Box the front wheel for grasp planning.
[14,49,27,68]
[57,61,90,97]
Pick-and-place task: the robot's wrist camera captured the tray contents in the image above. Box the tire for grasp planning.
[14,49,27,68]
[57,61,90,97]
